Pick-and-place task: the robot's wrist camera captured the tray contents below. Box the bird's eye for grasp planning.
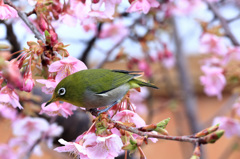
[58,87,66,96]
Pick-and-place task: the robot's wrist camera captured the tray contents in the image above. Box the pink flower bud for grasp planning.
[49,29,58,46]
[2,59,23,89]
[21,73,35,92]
[92,0,100,3]
[38,14,48,31]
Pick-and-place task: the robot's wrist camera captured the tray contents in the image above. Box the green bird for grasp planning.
[45,69,158,114]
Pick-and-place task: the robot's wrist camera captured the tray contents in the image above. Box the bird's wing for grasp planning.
[84,69,140,94]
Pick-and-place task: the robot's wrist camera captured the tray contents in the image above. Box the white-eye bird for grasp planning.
[45,69,158,114]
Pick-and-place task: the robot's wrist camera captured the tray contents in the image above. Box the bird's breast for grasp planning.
[82,83,131,108]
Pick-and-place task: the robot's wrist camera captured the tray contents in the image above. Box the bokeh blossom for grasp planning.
[200,33,228,56]
[200,65,226,99]
[10,116,63,156]
[99,22,129,42]
[127,0,160,14]
[213,116,240,137]
[0,86,22,109]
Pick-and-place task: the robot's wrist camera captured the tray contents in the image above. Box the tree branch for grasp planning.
[5,0,45,42]
[79,22,103,65]
[206,1,240,46]
[109,118,222,146]
[172,17,200,133]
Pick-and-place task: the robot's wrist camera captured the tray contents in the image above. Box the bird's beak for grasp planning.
[45,96,56,107]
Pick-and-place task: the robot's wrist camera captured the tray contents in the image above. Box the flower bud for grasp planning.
[194,124,219,138]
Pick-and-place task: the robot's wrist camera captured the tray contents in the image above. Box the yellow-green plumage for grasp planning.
[46,69,158,109]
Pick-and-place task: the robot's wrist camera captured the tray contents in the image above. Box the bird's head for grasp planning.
[45,83,67,107]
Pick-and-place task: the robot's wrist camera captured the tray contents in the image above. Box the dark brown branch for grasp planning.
[3,22,21,59]
[206,1,240,46]
[26,9,36,17]
[79,22,103,65]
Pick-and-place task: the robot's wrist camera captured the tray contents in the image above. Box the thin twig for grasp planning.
[23,138,42,159]
[110,118,203,144]
[206,1,240,46]
[5,0,45,42]
[227,14,240,23]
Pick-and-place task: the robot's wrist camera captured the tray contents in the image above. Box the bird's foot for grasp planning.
[88,108,99,117]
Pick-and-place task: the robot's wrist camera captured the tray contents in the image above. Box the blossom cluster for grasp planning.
[199,31,240,138]
[35,56,162,158]
[0,116,63,158]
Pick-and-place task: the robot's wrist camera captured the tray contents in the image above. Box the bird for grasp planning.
[45,69,158,115]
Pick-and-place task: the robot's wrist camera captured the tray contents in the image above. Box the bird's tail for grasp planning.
[130,79,158,89]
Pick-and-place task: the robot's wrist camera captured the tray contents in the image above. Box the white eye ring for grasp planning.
[58,87,66,96]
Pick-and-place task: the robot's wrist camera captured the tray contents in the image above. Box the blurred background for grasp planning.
[1,0,240,159]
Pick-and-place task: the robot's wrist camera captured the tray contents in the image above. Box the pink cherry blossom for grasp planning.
[20,73,35,92]
[72,0,119,22]
[1,59,23,89]
[200,33,228,56]
[169,0,204,16]
[158,45,175,68]
[45,123,64,148]
[206,0,220,2]
[99,22,129,42]
[222,46,240,65]
[129,88,149,115]
[40,101,77,118]
[111,109,158,143]
[213,116,240,137]
[36,78,58,94]
[8,137,43,157]
[112,110,146,127]
[0,144,18,159]
[49,56,87,82]
[72,0,91,23]
[0,104,17,120]
[55,132,123,159]
[90,0,121,19]
[0,0,18,20]
[11,116,63,154]
[127,0,160,14]
[233,98,240,117]
[54,138,86,158]
[12,117,50,142]
[138,60,152,78]
[83,133,123,159]
[0,86,22,109]
[60,13,78,27]
[200,65,226,99]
